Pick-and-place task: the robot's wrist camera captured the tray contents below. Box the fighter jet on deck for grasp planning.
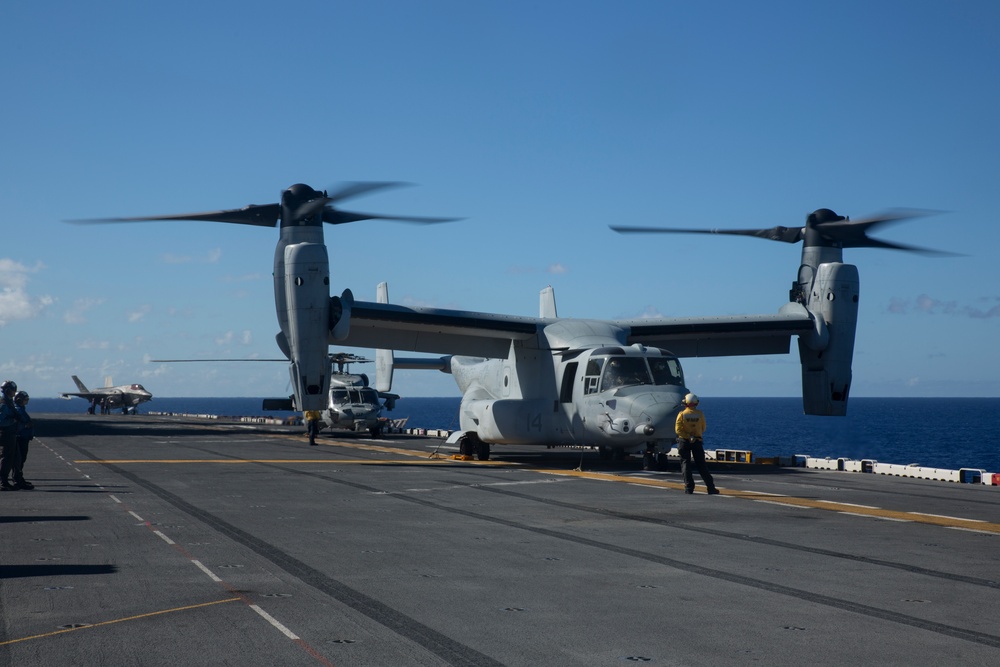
[61,375,152,414]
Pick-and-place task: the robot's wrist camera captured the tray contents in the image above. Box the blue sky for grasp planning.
[2,1,998,400]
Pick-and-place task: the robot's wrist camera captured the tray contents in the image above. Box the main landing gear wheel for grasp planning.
[642,445,656,471]
[458,434,490,460]
[475,441,491,461]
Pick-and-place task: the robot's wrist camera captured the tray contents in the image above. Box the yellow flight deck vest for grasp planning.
[304,410,321,421]
[675,407,706,440]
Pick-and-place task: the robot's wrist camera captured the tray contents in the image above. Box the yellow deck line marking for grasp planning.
[76,458,513,465]
[0,598,240,647]
[73,432,998,533]
[537,468,1000,534]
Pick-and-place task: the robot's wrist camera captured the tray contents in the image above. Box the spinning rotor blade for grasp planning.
[323,209,461,225]
[611,225,804,244]
[149,358,287,362]
[69,181,459,229]
[612,208,955,255]
[68,203,281,227]
[290,181,460,226]
[812,209,956,255]
[292,182,409,220]
[326,181,410,203]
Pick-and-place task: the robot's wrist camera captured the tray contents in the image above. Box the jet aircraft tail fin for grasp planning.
[72,375,90,393]
[540,286,558,318]
[375,282,393,392]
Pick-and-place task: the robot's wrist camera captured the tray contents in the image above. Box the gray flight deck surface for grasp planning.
[2,415,998,666]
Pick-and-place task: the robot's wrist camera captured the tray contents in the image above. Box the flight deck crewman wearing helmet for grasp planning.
[0,380,23,491]
[675,393,720,495]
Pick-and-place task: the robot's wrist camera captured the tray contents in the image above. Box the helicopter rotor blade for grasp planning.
[813,209,959,255]
[611,225,804,244]
[612,208,957,255]
[325,181,410,203]
[323,209,461,225]
[293,182,411,221]
[67,204,281,228]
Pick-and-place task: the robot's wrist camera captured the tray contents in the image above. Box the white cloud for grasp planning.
[546,263,568,275]
[887,294,1000,319]
[0,259,51,326]
[64,297,105,324]
[128,304,152,323]
[215,330,253,346]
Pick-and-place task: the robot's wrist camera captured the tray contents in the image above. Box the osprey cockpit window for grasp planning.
[583,357,604,395]
[649,356,684,386]
[600,356,652,391]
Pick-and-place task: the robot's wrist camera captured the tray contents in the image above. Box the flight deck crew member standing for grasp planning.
[305,410,321,446]
[0,380,23,491]
[675,393,719,495]
[13,391,34,490]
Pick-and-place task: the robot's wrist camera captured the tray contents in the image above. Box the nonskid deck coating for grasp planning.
[2,414,999,666]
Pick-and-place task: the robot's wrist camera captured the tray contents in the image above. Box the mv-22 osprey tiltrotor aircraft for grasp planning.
[81,185,943,466]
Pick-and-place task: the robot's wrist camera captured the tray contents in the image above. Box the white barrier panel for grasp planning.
[842,460,863,473]
[872,462,961,482]
[804,457,841,470]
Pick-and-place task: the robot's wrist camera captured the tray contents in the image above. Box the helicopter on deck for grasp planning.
[321,353,397,438]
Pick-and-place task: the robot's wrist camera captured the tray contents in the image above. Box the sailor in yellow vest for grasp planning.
[674,393,720,495]
[304,410,322,446]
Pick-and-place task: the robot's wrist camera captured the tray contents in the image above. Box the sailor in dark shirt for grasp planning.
[0,380,23,491]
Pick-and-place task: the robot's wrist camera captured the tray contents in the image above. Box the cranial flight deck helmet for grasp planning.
[0,380,16,396]
[15,391,29,405]
[683,393,700,406]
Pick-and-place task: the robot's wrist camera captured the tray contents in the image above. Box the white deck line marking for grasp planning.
[191,559,223,582]
[153,530,175,545]
[249,604,300,640]
[128,511,145,522]
[946,526,997,535]
[909,512,987,523]
[109,495,122,504]
[754,500,813,508]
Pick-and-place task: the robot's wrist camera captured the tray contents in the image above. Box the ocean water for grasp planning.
[31,396,1000,472]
